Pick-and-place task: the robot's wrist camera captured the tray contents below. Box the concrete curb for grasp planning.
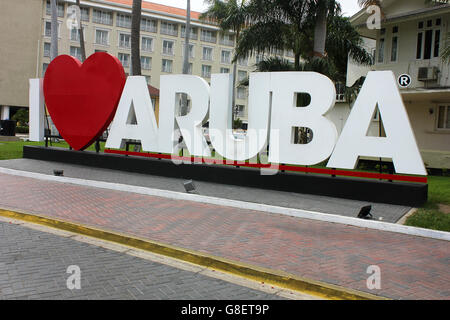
[0,167,449,241]
[0,208,388,301]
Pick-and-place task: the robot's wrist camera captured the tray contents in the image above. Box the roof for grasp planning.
[102,0,202,20]
[148,84,159,97]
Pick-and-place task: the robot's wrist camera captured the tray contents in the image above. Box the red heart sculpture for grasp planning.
[43,53,126,150]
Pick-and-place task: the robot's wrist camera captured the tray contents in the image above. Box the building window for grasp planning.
[202,47,213,61]
[437,106,450,129]
[183,44,195,59]
[184,63,193,75]
[45,21,52,37]
[285,50,295,58]
[255,54,265,64]
[235,105,245,118]
[70,46,82,61]
[221,50,231,64]
[416,19,441,60]
[220,67,229,73]
[200,29,216,43]
[118,53,130,68]
[44,21,61,38]
[238,56,248,66]
[181,26,198,40]
[95,29,109,45]
[162,40,174,55]
[116,14,131,28]
[237,87,246,99]
[202,65,212,78]
[335,82,346,102]
[220,33,234,46]
[160,21,178,36]
[70,27,84,42]
[391,27,398,62]
[378,38,385,63]
[46,1,65,17]
[93,9,113,25]
[434,29,441,58]
[141,37,154,52]
[81,7,90,22]
[141,18,157,33]
[118,33,131,49]
[43,43,51,57]
[141,56,152,70]
[162,59,173,73]
[274,48,284,56]
[424,29,433,59]
[42,63,49,77]
[238,70,247,82]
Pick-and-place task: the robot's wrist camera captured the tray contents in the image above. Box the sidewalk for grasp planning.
[0,171,448,300]
[0,159,411,223]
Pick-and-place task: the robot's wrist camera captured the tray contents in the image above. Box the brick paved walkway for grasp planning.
[0,221,287,300]
[0,172,449,299]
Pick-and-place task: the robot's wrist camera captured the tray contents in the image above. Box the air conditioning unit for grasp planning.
[418,67,439,81]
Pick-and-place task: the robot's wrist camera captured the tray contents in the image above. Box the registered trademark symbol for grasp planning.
[398,74,411,88]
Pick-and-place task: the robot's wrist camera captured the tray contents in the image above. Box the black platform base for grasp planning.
[23,146,428,207]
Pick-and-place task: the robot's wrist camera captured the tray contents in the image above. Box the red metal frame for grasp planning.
[104,149,428,184]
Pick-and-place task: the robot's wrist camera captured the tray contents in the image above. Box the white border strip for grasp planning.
[0,167,448,242]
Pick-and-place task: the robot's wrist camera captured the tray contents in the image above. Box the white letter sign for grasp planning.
[327,71,426,175]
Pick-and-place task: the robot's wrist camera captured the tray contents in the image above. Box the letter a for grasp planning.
[105,76,159,151]
[327,71,426,175]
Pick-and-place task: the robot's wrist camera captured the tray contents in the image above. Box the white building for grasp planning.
[333,0,450,169]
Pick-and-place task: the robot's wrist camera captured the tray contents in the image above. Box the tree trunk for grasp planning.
[182,0,191,75]
[294,52,301,70]
[131,0,142,76]
[180,0,191,116]
[50,0,58,61]
[313,1,327,57]
[232,28,240,123]
[76,0,86,61]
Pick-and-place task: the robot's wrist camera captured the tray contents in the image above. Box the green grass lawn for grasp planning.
[1,139,449,232]
[0,140,103,160]
[405,175,450,232]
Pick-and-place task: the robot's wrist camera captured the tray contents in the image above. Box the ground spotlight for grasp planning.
[357,205,373,220]
[183,179,197,194]
[53,169,64,176]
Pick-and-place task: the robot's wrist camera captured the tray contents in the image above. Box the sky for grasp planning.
[143,0,363,17]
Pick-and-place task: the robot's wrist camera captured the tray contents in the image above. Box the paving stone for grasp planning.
[0,169,448,299]
[0,222,284,300]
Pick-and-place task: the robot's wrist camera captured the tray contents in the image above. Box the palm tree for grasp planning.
[180,0,191,116]
[50,0,58,61]
[312,0,340,57]
[236,0,370,75]
[131,0,142,76]
[201,0,249,116]
[76,0,86,61]
[182,0,191,75]
[234,0,307,70]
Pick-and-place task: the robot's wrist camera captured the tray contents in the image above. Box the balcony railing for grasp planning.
[201,34,216,43]
[220,38,234,46]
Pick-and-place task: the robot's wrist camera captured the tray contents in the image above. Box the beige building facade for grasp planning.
[0,0,296,125]
[0,0,43,118]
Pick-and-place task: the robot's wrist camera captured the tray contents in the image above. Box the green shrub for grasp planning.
[15,126,29,134]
